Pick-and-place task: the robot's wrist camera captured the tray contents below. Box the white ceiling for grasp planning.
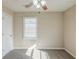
[2,0,76,12]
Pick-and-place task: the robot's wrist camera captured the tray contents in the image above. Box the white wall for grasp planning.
[13,12,64,49]
[64,6,76,57]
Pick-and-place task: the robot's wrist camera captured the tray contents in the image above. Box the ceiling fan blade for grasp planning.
[42,4,48,10]
[25,2,33,8]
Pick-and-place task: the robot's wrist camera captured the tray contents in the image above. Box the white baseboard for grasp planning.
[14,48,64,50]
[64,48,75,58]
[37,48,65,50]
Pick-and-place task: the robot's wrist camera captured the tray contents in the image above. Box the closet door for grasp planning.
[2,12,13,57]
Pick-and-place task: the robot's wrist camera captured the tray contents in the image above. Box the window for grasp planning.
[23,17,37,40]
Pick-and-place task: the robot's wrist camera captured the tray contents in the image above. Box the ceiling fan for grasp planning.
[25,0,48,10]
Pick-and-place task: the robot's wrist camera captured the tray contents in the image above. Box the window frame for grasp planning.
[23,17,38,40]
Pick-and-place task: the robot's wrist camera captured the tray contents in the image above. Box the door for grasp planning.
[2,12,13,57]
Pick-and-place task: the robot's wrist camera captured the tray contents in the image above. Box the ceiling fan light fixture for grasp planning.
[41,0,46,6]
[33,0,41,8]
[32,0,48,10]
[33,0,38,6]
